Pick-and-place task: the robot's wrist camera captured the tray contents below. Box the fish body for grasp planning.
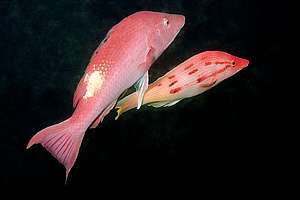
[27,11,185,179]
[115,51,249,117]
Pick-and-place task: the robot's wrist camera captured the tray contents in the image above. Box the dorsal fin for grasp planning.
[90,24,118,61]
[73,24,119,108]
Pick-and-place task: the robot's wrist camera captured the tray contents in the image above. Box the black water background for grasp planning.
[0,0,289,197]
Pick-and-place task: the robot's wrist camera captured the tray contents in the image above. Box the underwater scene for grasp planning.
[0,0,288,197]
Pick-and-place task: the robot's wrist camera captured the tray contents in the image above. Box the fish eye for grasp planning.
[163,17,169,27]
[232,61,236,66]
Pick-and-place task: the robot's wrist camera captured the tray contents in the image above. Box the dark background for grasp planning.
[0,0,288,198]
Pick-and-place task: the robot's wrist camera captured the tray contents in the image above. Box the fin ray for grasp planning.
[27,118,85,180]
[135,71,149,109]
[148,99,182,108]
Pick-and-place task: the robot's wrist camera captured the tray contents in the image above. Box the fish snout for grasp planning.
[235,57,250,69]
[174,14,185,29]
[240,58,250,68]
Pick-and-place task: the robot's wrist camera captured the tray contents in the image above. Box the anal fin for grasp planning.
[89,100,117,129]
[148,99,181,108]
[163,99,181,107]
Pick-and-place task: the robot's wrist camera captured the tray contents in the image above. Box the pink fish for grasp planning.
[27,11,185,179]
[115,51,249,117]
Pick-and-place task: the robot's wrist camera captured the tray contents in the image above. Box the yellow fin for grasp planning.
[114,106,122,120]
[115,92,138,120]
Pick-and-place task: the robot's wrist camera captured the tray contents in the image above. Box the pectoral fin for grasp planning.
[148,99,181,108]
[134,71,149,109]
[90,24,118,61]
[199,77,217,88]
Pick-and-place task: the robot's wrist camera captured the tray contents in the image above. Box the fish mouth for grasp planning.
[165,15,185,50]
[244,59,250,67]
[239,58,250,69]
[174,14,185,31]
[177,15,185,28]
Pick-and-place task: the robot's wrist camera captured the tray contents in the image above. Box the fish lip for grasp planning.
[179,15,185,27]
[163,16,185,52]
[177,15,185,29]
[245,59,250,66]
[241,59,250,68]
[175,15,185,35]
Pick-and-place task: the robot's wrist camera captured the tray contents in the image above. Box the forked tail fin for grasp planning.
[27,118,85,181]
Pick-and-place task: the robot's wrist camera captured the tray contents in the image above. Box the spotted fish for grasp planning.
[115,51,249,118]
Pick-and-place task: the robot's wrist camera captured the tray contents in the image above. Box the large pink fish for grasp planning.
[27,11,185,179]
[115,51,249,117]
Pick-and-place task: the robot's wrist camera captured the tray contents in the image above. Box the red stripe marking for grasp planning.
[169,87,182,94]
[197,66,229,83]
[184,63,194,70]
[197,77,205,83]
[188,68,198,75]
[169,80,178,87]
[215,61,232,65]
[168,75,175,79]
[205,62,212,66]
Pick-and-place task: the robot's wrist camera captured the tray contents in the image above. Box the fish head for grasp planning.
[137,11,185,54]
[155,12,185,48]
[223,53,249,79]
[205,51,249,82]
[229,54,249,71]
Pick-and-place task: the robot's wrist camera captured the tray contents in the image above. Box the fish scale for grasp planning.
[27,11,185,181]
[115,51,249,118]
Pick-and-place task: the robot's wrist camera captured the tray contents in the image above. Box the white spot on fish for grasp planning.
[83,71,104,99]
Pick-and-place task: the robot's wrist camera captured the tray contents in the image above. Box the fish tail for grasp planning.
[27,117,85,181]
[115,93,138,120]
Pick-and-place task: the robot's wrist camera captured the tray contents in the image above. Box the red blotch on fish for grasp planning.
[168,75,175,79]
[205,62,212,66]
[188,68,198,75]
[169,80,178,87]
[184,63,194,70]
[157,83,162,86]
[197,77,205,83]
[197,65,229,84]
[169,87,181,94]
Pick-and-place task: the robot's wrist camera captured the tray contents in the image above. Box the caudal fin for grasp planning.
[27,118,85,180]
